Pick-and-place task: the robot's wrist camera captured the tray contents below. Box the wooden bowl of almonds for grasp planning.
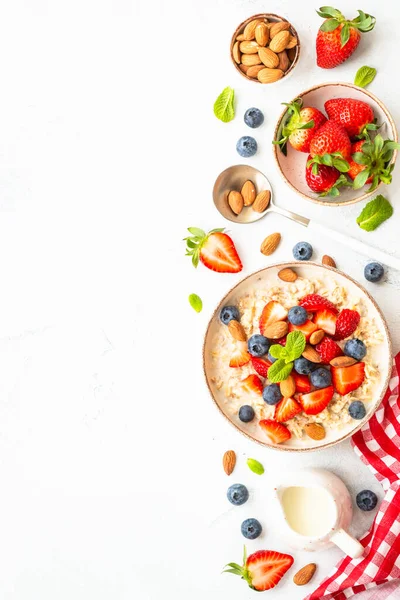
[230,13,300,84]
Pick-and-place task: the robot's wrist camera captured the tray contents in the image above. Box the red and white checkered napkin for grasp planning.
[306,353,400,600]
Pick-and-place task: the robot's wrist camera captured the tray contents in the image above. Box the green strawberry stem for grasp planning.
[223,546,254,589]
[321,173,352,198]
[352,135,400,191]
[307,152,350,174]
[274,98,315,151]
[316,7,376,47]
[184,227,224,268]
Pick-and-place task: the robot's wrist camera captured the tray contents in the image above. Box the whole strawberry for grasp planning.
[305,155,349,197]
[349,135,400,191]
[325,98,375,138]
[316,7,376,69]
[310,120,352,161]
[275,99,326,154]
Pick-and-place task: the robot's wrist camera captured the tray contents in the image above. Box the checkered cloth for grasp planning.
[306,353,400,600]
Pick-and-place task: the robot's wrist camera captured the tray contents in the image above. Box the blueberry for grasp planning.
[310,367,332,389]
[241,518,262,539]
[288,306,308,326]
[348,400,366,420]
[220,305,240,325]
[344,339,367,361]
[236,136,257,158]
[262,383,282,405]
[248,334,270,357]
[239,405,255,423]
[293,241,313,261]
[356,489,378,511]
[227,483,249,506]
[294,357,315,375]
[364,262,384,283]
[267,352,277,364]
[244,108,264,129]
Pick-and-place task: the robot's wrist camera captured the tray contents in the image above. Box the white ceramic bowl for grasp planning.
[203,262,392,452]
[273,82,398,206]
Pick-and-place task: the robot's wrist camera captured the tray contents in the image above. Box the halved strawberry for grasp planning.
[229,341,251,368]
[293,372,312,393]
[259,301,288,336]
[299,386,334,415]
[332,362,365,395]
[334,309,360,340]
[184,227,242,273]
[251,356,272,378]
[313,309,337,335]
[274,397,302,422]
[315,337,343,364]
[242,374,263,395]
[259,419,291,444]
[299,293,338,314]
[224,547,294,592]
[288,320,318,341]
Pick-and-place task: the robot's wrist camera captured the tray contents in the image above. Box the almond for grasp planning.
[239,63,250,74]
[302,345,322,363]
[304,424,325,442]
[257,68,284,83]
[255,22,269,46]
[330,356,357,367]
[242,53,262,66]
[293,563,317,586]
[322,255,336,268]
[241,180,256,206]
[239,40,260,54]
[309,329,325,345]
[232,41,241,64]
[269,30,290,53]
[278,267,297,282]
[223,450,236,475]
[287,46,297,61]
[286,35,298,49]
[252,190,271,212]
[281,375,295,398]
[236,33,246,41]
[269,21,291,38]
[246,64,265,79]
[263,320,288,339]
[227,190,244,215]
[243,18,263,40]
[260,232,281,256]
[228,319,247,342]
[278,50,290,72]
[258,47,279,68]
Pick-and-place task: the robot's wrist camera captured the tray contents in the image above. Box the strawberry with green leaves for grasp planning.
[309,120,352,161]
[348,135,400,192]
[224,546,294,591]
[184,227,242,273]
[316,7,376,69]
[275,98,326,154]
[306,153,350,197]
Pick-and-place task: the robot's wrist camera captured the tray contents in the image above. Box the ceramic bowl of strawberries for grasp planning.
[273,82,399,206]
[203,262,392,451]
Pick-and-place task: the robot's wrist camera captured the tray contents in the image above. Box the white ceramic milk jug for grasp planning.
[275,467,364,558]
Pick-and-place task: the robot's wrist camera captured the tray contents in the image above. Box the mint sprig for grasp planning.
[354,66,377,88]
[214,87,235,123]
[268,359,293,383]
[267,331,306,382]
[356,195,393,231]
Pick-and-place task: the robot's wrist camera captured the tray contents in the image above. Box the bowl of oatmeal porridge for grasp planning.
[203,262,392,451]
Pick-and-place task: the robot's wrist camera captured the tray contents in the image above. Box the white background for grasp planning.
[0,0,399,599]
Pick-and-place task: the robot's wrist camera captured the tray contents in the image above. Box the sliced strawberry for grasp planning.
[315,337,343,364]
[242,374,263,395]
[299,293,338,314]
[229,341,251,368]
[299,386,334,415]
[292,372,312,393]
[313,309,337,335]
[259,301,288,336]
[334,309,360,340]
[251,356,272,378]
[288,320,318,341]
[274,397,302,422]
[259,419,291,444]
[332,362,365,395]
[224,548,294,592]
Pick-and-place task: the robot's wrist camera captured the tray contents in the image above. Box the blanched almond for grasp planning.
[309,329,325,345]
[241,180,256,206]
[269,21,291,38]
[228,190,244,215]
[242,53,262,66]
[302,345,322,363]
[257,68,284,83]
[253,190,270,212]
[269,30,290,53]
[255,22,269,46]
[258,46,279,68]
[278,268,297,282]
[243,18,263,40]
[260,232,281,255]
[239,40,260,54]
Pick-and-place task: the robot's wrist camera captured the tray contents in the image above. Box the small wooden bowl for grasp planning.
[230,13,300,84]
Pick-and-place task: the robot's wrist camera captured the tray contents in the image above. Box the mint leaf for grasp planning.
[284,331,306,361]
[354,66,377,88]
[213,87,235,123]
[267,359,293,383]
[269,344,285,359]
[188,293,202,313]
[247,458,264,475]
[356,195,393,231]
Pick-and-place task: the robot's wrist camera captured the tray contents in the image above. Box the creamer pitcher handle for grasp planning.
[331,528,364,558]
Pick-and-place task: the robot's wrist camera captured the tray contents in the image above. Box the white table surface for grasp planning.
[0,1,399,599]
